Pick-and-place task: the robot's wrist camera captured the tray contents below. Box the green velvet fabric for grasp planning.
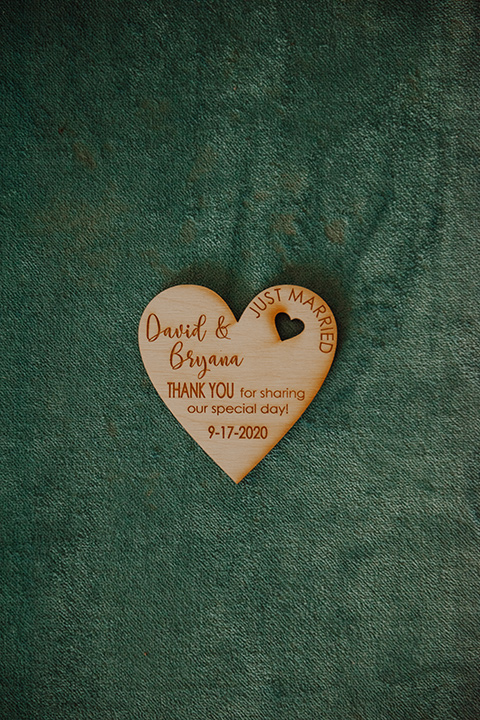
[1,1,479,718]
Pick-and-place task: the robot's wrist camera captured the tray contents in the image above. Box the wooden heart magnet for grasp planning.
[138,285,337,483]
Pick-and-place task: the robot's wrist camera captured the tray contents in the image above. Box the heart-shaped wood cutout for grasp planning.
[139,285,337,483]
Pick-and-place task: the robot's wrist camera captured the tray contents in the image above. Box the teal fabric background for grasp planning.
[1,1,479,718]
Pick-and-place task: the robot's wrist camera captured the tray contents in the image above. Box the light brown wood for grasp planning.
[138,285,337,483]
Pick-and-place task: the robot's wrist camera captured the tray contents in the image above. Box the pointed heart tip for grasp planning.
[223,470,246,484]
[222,466,250,484]
[212,456,256,484]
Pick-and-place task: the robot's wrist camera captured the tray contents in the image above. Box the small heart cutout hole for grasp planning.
[275,312,305,341]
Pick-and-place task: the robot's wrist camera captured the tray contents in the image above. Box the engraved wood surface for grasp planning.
[139,285,337,483]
